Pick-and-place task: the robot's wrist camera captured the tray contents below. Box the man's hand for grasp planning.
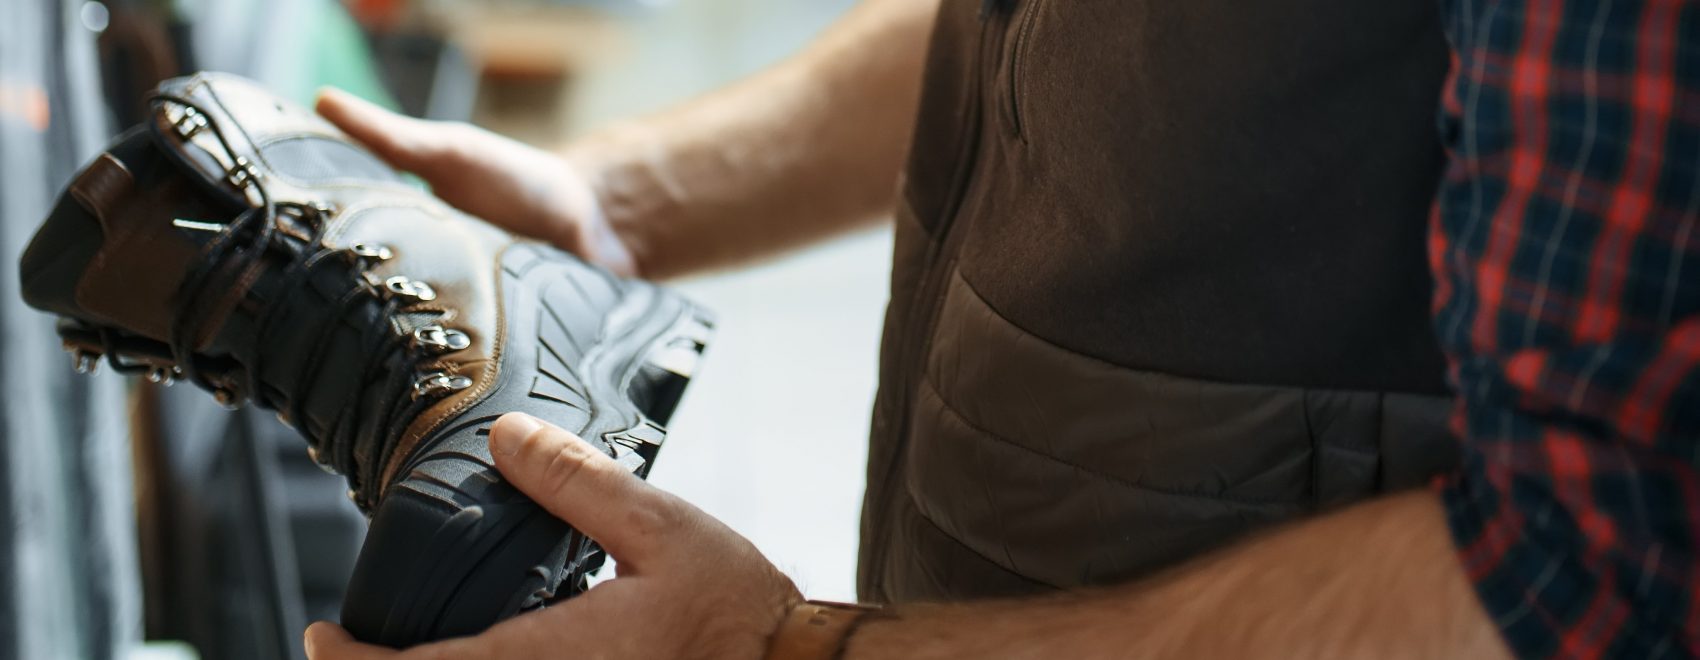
[304,413,801,659]
[314,90,637,276]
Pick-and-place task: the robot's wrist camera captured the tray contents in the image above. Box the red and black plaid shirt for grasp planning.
[1432,0,1700,656]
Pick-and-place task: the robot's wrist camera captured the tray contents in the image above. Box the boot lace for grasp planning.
[136,92,462,511]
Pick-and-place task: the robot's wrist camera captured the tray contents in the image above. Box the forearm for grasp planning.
[845,492,1509,659]
[564,0,938,279]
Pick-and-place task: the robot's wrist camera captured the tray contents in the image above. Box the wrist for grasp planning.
[550,146,644,277]
[560,132,668,278]
[762,600,886,660]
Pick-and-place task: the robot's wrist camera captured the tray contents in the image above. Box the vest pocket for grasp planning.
[903,271,1321,587]
[899,271,1460,589]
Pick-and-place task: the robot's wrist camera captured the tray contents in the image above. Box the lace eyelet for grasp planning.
[413,372,473,399]
[350,243,392,262]
[412,325,471,353]
[174,107,209,139]
[68,348,101,374]
[146,366,181,386]
[212,388,242,410]
[226,158,259,189]
[305,446,337,475]
[385,276,437,302]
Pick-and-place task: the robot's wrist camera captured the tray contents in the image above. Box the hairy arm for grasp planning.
[319,0,937,279]
[565,0,939,278]
[844,492,1510,659]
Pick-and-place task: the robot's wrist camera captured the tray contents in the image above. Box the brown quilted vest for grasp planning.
[858,0,1460,602]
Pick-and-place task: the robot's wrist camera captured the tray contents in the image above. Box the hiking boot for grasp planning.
[18,72,713,647]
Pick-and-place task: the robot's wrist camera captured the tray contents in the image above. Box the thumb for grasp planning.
[488,413,676,566]
[314,87,447,172]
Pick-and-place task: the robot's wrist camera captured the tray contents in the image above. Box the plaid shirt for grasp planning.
[1432,0,1700,656]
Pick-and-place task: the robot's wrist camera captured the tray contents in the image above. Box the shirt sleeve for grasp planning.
[1431,0,1700,656]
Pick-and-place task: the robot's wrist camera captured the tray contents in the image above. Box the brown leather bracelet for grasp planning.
[762,600,884,660]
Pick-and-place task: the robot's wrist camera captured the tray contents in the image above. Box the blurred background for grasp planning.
[0,1,887,658]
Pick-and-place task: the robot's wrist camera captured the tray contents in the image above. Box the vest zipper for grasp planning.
[1005,0,1048,139]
